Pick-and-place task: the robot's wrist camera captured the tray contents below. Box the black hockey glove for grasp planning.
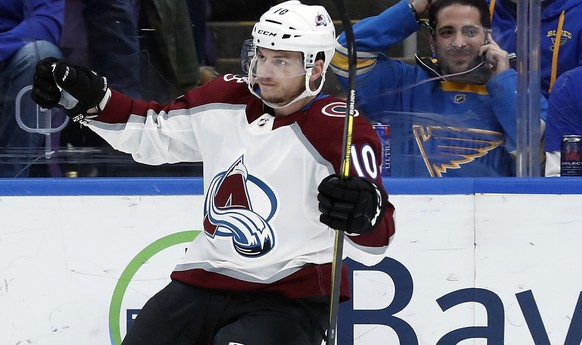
[31,58,108,121]
[318,174,387,234]
[31,57,61,109]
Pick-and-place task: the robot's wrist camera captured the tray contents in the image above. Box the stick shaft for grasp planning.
[327,0,357,343]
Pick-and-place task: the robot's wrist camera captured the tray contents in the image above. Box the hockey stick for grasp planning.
[327,0,357,343]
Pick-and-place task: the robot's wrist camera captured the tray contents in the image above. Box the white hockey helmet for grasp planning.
[248,1,336,108]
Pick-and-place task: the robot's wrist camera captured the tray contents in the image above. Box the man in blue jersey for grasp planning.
[332,0,526,177]
[544,66,582,176]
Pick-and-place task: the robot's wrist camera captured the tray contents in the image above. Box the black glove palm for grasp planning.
[318,174,387,234]
[31,57,108,119]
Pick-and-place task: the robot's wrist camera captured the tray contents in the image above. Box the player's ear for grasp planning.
[310,59,325,81]
[429,35,436,57]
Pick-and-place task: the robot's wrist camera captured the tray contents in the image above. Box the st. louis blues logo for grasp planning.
[412,125,504,177]
[203,156,278,257]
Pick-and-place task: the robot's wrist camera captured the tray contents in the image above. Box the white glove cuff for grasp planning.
[97,88,112,112]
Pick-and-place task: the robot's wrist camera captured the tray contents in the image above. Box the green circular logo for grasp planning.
[108,230,200,345]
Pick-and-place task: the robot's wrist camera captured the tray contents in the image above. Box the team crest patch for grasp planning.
[454,94,466,104]
[548,29,572,51]
[322,101,360,118]
[413,125,504,177]
[204,156,278,257]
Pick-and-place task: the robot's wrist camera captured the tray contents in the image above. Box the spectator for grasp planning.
[31,1,396,344]
[57,0,142,177]
[187,0,215,66]
[58,0,214,177]
[186,0,220,85]
[488,0,582,99]
[209,0,281,21]
[139,0,200,103]
[332,0,541,177]
[544,66,582,176]
[0,0,64,177]
[83,0,142,99]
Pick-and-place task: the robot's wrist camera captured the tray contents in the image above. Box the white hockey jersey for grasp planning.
[87,74,395,300]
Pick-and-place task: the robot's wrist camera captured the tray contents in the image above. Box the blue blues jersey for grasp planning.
[488,0,582,98]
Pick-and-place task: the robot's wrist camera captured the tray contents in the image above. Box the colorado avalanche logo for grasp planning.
[315,13,328,27]
[203,156,278,257]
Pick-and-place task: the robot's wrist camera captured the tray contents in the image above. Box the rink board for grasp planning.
[1,177,582,345]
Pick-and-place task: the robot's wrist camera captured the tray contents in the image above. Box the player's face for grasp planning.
[431,4,486,75]
[253,48,306,105]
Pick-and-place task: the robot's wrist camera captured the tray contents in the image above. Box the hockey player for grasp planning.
[30,1,396,344]
[332,0,527,177]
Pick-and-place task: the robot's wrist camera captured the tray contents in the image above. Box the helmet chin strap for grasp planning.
[248,68,327,110]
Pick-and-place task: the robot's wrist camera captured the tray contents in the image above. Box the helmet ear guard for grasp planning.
[248,0,336,108]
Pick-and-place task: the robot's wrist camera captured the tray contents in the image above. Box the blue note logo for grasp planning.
[412,125,504,176]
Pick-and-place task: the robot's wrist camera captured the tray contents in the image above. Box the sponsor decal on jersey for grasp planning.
[412,125,504,177]
[322,101,360,118]
[203,156,278,257]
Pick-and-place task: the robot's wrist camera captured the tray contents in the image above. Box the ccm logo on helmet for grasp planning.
[257,29,277,37]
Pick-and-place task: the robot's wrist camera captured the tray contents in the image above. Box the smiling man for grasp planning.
[332,0,545,177]
[428,0,510,81]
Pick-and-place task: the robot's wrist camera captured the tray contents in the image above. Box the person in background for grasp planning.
[56,0,142,177]
[209,0,281,21]
[332,0,540,177]
[139,0,201,103]
[0,0,64,177]
[186,0,220,84]
[488,0,582,99]
[82,0,142,99]
[31,1,396,344]
[58,0,216,178]
[544,66,582,176]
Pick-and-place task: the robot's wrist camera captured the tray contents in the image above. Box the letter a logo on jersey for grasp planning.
[203,156,278,257]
